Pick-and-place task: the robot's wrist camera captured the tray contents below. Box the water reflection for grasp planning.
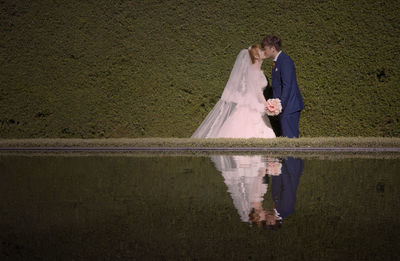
[0,155,399,259]
[211,155,304,228]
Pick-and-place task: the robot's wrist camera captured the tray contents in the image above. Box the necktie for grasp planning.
[272,61,276,70]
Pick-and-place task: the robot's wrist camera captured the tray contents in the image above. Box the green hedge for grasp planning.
[1,0,399,138]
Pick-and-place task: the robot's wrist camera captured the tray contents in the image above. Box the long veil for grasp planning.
[191,49,251,138]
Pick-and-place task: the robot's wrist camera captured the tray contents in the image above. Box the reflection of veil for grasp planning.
[211,155,280,222]
[191,50,251,138]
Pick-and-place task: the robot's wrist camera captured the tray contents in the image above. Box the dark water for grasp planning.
[0,153,399,260]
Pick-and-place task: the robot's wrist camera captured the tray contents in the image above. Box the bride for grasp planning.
[191,45,276,138]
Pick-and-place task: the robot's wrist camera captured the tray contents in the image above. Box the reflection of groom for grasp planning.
[262,35,304,138]
[271,157,304,219]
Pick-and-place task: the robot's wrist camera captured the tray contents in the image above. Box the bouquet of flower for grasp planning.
[266,162,282,176]
[265,98,282,116]
[265,158,282,176]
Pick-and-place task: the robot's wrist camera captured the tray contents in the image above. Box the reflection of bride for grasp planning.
[212,155,304,229]
[211,155,282,224]
[191,45,275,138]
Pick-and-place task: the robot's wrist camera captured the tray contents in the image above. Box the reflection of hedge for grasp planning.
[1,155,399,259]
[1,0,399,138]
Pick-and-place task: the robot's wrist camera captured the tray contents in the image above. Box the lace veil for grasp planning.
[191,49,252,138]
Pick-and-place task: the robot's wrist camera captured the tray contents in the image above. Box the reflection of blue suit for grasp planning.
[271,157,304,219]
[271,52,304,138]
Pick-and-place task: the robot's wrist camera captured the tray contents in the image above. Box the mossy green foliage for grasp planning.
[1,0,399,138]
[1,155,399,259]
[2,137,400,148]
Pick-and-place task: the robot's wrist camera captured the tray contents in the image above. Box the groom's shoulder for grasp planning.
[280,52,295,65]
[280,52,292,61]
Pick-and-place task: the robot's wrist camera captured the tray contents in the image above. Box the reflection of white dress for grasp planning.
[216,67,275,138]
[211,155,269,222]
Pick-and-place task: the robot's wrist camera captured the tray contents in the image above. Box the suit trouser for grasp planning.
[280,111,301,138]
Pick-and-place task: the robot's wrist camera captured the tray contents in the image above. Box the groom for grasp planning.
[262,35,304,138]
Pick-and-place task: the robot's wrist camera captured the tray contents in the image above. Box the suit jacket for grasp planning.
[271,52,304,115]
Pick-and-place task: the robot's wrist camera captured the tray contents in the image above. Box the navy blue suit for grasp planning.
[271,52,304,138]
[271,157,304,219]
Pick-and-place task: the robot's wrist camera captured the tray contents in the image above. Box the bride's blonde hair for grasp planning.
[248,44,261,64]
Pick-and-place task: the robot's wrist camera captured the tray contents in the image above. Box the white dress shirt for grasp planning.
[274,51,282,62]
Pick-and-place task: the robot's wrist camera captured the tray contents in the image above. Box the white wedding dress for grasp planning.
[211,155,269,222]
[191,49,276,138]
[211,155,283,222]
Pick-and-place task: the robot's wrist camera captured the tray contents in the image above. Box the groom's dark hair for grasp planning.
[261,35,282,51]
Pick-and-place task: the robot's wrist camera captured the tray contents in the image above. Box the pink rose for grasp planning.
[266,98,282,116]
[266,162,282,176]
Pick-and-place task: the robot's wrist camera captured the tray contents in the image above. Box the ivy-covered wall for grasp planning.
[1,0,399,138]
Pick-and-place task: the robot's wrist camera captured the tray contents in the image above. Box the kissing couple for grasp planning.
[192,35,304,139]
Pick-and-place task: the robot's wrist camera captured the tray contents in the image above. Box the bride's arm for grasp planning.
[247,69,268,106]
[257,90,268,106]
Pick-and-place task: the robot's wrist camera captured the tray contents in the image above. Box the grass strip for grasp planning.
[1,137,400,148]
